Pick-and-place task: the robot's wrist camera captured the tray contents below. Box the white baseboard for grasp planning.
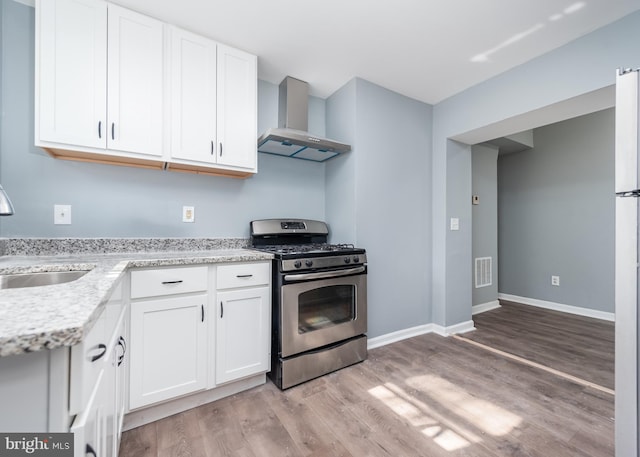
[498,293,615,322]
[367,320,476,350]
[367,324,434,349]
[472,300,501,315]
[432,320,476,336]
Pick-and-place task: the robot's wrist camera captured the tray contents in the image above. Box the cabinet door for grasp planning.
[71,369,106,457]
[129,294,207,409]
[107,5,164,157]
[216,287,270,385]
[37,0,107,149]
[107,309,127,457]
[216,44,257,170]
[170,27,217,163]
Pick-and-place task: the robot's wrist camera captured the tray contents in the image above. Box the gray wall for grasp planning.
[498,109,615,313]
[326,78,433,338]
[1,0,435,341]
[0,1,326,238]
[471,144,498,307]
[431,10,640,328]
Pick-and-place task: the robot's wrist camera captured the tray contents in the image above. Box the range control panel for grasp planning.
[281,221,306,230]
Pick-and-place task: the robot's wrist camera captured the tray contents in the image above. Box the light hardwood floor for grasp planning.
[120,301,614,457]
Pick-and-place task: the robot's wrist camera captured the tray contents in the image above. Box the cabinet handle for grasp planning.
[89,344,107,362]
[111,122,115,140]
[98,121,102,139]
[86,444,97,457]
[201,304,205,323]
[236,274,253,278]
[219,142,223,157]
[161,280,183,285]
[220,301,223,318]
[211,140,214,155]
[117,336,126,367]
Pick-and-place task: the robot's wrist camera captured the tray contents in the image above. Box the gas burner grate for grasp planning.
[253,243,356,255]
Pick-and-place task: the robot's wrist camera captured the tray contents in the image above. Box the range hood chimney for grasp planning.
[257,76,351,162]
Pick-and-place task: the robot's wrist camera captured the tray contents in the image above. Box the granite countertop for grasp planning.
[0,239,273,357]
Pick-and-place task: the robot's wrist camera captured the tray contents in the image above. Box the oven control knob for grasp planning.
[305,260,313,268]
[294,260,302,269]
[344,257,351,264]
[353,256,360,263]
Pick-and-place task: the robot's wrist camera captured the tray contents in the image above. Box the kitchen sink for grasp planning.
[0,270,90,289]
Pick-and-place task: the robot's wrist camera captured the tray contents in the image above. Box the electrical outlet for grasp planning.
[450,218,460,231]
[54,204,72,225]
[551,275,560,286]
[182,206,195,223]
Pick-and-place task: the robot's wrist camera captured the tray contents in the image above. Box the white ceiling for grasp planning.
[111,0,640,105]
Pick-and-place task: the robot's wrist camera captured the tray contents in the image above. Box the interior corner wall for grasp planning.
[431,10,640,329]
[471,144,498,307]
[444,140,473,325]
[498,108,615,313]
[325,78,357,245]
[326,77,433,339]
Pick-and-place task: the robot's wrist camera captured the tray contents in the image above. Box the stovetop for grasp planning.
[249,218,366,270]
[252,243,361,256]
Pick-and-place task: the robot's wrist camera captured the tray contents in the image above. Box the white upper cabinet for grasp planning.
[36,0,258,177]
[216,45,257,171]
[168,35,257,175]
[37,0,107,149]
[36,0,165,164]
[107,5,164,157]
[169,27,217,164]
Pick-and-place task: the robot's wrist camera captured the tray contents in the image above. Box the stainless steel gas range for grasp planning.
[250,218,367,389]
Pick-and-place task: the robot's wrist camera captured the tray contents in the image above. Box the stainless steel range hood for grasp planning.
[258,76,351,162]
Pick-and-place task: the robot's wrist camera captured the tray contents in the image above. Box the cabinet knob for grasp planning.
[219,142,223,157]
[111,122,115,140]
[98,121,102,139]
[220,301,224,318]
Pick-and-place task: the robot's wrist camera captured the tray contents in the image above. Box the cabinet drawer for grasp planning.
[217,262,270,290]
[131,266,208,299]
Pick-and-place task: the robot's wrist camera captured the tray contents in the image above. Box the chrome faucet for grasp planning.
[0,185,15,215]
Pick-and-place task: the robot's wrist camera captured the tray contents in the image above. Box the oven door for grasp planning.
[280,268,367,358]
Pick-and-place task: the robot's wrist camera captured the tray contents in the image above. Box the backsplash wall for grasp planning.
[0,1,326,239]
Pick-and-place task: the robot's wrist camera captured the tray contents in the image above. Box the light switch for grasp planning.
[54,204,72,225]
[472,195,480,205]
[450,218,459,231]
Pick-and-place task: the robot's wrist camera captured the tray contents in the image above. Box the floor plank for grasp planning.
[120,302,614,457]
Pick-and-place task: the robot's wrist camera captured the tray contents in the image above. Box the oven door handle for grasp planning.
[284,266,366,282]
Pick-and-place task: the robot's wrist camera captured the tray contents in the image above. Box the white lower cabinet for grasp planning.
[216,286,270,384]
[71,370,106,457]
[129,294,208,409]
[107,310,128,457]
[70,280,127,457]
[127,261,271,414]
